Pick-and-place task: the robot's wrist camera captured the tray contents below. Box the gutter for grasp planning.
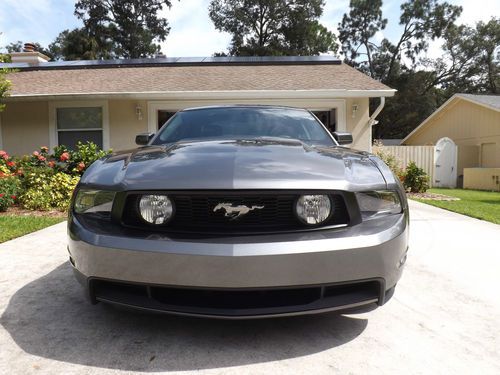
[368,97,386,152]
[3,89,396,102]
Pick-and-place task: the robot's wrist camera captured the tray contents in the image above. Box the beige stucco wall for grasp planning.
[463,168,500,191]
[108,100,148,151]
[0,101,49,155]
[0,96,374,154]
[345,97,370,151]
[404,100,500,170]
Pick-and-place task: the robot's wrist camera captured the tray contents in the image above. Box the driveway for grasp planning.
[1,200,499,374]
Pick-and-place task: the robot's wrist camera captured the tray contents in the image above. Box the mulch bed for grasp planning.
[0,206,67,218]
[407,192,460,201]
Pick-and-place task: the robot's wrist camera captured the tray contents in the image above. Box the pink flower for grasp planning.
[77,162,86,171]
[0,194,4,198]
[6,161,15,168]
[38,155,46,162]
[0,150,6,157]
[33,151,40,157]
[11,195,16,200]
[60,152,70,162]
[1,154,8,160]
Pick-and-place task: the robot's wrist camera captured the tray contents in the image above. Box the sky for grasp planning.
[0,0,498,58]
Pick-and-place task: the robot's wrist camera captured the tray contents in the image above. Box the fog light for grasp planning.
[139,195,174,225]
[295,195,332,225]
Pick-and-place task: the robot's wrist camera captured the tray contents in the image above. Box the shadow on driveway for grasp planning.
[1,263,368,372]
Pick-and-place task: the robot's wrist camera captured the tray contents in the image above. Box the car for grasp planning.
[68,105,409,319]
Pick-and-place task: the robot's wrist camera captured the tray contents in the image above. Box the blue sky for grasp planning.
[0,0,498,58]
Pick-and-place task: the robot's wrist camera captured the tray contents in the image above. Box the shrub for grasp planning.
[372,140,405,181]
[0,142,109,211]
[52,142,110,175]
[18,167,80,211]
[404,161,430,193]
[0,175,20,211]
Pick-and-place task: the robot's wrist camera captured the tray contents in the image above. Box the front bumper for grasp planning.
[68,213,409,318]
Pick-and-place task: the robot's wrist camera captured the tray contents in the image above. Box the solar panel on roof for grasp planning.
[0,55,341,71]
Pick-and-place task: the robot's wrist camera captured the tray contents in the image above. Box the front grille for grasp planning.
[121,191,350,234]
[91,279,383,317]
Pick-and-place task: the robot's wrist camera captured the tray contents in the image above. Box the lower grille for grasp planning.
[121,191,350,234]
[91,279,382,317]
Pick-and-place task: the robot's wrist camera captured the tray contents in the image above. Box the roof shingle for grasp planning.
[5,62,393,98]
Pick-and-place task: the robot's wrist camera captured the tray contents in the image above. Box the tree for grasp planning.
[74,0,175,58]
[5,41,54,60]
[48,28,115,60]
[209,0,337,56]
[338,0,387,78]
[0,34,11,112]
[474,18,500,93]
[339,0,462,81]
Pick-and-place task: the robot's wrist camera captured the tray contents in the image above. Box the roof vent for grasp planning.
[10,42,50,65]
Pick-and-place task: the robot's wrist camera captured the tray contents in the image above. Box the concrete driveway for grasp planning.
[1,200,499,374]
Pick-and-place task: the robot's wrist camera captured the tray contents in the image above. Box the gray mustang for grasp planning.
[68,105,409,318]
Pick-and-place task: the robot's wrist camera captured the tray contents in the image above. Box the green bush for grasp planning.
[19,168,80,211]
[372,141,405,181]
[404,161,430,193]
[0,176,21,211]
[0,141,110,212]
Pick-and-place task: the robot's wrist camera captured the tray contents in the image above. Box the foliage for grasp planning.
[412,188,500,224]
[404,161,429,193]
[0,176,20,211]
[338,0,387,78]
[0,142,110,212]
[372,140,405,180]
[209,0,337,56]
[0,216,65,243]
[74,0,174,58]
[338,1,500,139]
[20,171,80,211]
[0,50,12,112]
[49,28,114,61]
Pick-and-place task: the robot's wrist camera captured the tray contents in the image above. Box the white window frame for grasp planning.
[147,99,347,134]
[49,100,110,150]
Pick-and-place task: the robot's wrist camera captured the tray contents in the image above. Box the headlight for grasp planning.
[139,194,174,225]
[295,195,332,225]
[356,191,402,220]
[74,190,115,214]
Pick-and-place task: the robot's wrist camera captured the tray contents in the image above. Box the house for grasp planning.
[402,93,500,189]
[0,50,395,155]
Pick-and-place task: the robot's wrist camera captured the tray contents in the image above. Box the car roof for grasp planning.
[180,105,310,112]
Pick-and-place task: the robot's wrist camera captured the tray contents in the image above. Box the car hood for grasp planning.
[81,139,387,191]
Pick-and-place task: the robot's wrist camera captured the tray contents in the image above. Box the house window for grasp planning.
[56,107,103,149]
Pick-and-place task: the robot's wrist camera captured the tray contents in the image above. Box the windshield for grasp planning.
[151,107,336,146]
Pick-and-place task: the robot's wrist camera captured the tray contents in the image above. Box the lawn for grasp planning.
[411,188,500,224]
[0,216,65,243]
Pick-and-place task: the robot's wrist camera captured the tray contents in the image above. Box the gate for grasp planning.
[434,137,457,188]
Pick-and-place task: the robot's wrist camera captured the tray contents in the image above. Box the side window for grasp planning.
[56,107,103,149]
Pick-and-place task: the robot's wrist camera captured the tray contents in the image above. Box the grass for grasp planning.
[411,188,500,224]
[0,215,65,243]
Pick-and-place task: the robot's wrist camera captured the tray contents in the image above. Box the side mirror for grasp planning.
[332,131,353,145]
[135,132,155,146]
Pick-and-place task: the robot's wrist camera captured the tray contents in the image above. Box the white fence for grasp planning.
[373,145,435,187]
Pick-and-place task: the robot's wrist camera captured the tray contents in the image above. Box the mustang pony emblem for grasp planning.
[213,203,264,220]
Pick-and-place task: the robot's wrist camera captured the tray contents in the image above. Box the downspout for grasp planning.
[367,97,385,152]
